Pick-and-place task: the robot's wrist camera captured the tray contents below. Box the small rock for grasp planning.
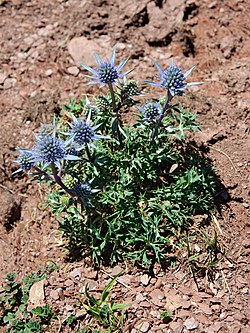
[65,305,74,312]
[29,280,45,304]
[64,279,74,287]
[50,289,59,301]
[45,69,53,76]
[68,36,110,67]
[84,269,98,279]
[140,274,150,286]
[3,78,16,90]
[169,321,184,333]
[184,317,199,330]
[140,321,150,332]
[111,265,123,276]
[149,289,164,306]
[67,66,79,76]
[136,293,145,302]
[69,267,82,279]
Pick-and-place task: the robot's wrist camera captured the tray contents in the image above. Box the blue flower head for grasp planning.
[74,181,99,207]
[138,102,161,122]
[146,59,203,96]
[14,149,35,174]
[66,113,108,148]
[33,133,79,168]
[81,48,131,87]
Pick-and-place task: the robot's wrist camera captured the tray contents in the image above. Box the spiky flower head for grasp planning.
[138,102,161,122]
[32,133,79,168]
[146,59,203,96]
[123,79,141,96]
[66,113,107,148]
[95,95,110,111]
[14,149,35,173]
[74,181,99,207]
[81,48,131,87]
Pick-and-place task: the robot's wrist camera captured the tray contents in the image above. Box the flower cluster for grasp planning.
[146,59,202,96]
[82,49,130,87]
[66,113,107,148]
[138,102,161,122]
[14,149,35,174]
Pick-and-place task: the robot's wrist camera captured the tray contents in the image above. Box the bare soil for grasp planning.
[0,0,249,332]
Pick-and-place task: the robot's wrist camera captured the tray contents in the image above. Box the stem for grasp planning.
[85,145,93,162]
[150,90,173,145]
[50,162,75,197]
[108,82,117,113]
[33,166,54,182]
[108,82,122,145]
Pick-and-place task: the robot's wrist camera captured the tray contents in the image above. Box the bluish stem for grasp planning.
[50,162,75,197]
[150,90,173,145]
[33,166,54,181]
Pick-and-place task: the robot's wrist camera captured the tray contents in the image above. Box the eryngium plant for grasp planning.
[14,53,216,267]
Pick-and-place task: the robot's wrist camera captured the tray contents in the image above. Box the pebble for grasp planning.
[3,78,16,89]
[67,66,79,76]
[29,279,45,304]
[45,69,53,76]
[140,321,150,332]
[184,317,199,330]
[50,289,60,300]
[169,321,184,333]
[140,274,150,286]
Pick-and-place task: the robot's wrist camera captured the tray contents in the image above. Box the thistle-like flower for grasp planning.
[81,49,130,87]
[74,182,99,207]
[14,149,35,174]
[66,113,107,148]
[146,59,203,96]
[138,102,161,122]
[32,133,78,168]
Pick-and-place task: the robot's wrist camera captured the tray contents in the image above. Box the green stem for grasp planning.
[108,82,123,145]
[85,145,93,162]
[150,90,173,145]
[108,82,117,113]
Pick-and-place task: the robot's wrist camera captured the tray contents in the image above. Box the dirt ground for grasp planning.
[0,0,249,332]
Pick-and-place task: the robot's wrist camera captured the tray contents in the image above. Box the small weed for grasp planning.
[160,311,172,323]
[77,272,131,332]
[0,269,56,333]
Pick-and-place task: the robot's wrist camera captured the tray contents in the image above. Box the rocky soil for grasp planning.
[0,0,249,332]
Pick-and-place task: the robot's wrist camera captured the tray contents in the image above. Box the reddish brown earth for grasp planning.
[0,0,249,332]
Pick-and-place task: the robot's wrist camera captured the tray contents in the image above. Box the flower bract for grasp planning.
[81,48,130,87]
[146,59,203,96]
